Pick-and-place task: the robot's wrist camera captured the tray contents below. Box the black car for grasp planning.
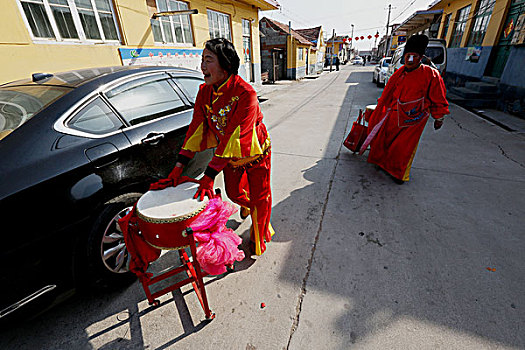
[0,66,213,320]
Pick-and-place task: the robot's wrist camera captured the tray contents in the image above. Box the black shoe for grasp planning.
[391,176,405,185]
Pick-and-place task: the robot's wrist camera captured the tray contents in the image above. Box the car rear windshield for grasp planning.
[400,47,444,65]
[0,85,71,140]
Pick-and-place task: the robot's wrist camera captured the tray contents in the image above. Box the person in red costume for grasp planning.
[360,34,449,184]
[168,38,274,256]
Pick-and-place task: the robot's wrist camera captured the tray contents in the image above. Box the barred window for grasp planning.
[449,5,471,47]
[467,0,496,46]
[441,13,451,40]
[150,0,194,44]
[207,9,232,41]
[19,0,119,42]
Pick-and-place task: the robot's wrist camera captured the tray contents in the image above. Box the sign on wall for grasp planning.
[119,48,203,71]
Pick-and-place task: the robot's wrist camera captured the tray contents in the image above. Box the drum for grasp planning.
[365,104,377,122]
[136,181,209,250]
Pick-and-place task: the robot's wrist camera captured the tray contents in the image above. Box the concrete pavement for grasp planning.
[1,64,524,349]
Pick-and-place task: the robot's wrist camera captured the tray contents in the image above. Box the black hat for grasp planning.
[403,34,429,56]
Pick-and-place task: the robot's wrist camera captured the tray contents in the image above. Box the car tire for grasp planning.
[81,192,142,290]
[372,74,377,83]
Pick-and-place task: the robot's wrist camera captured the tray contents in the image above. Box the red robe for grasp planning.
[180,74,273,255]
[366,64,449,181]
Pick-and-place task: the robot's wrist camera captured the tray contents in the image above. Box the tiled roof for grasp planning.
[295,26,321,42]
[261,17,313,45]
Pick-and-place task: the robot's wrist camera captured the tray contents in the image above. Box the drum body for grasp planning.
[136,182,208,249]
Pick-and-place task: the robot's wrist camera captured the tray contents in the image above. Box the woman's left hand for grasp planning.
[194,175,214,201]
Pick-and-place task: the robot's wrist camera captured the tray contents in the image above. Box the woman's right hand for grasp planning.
[167,163,184,184]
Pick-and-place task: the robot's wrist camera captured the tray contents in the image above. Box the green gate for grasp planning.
[486,0,525,77]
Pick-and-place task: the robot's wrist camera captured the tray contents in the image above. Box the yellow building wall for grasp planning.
[434,0,511,47]
[0,0,264,84]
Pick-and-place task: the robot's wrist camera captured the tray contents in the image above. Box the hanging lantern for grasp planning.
[374,33,379,38]
[355,36,359,41]
[348,37,352,41]
[343,38,347,43]
[360,36,364,40]
[368,35,372,40]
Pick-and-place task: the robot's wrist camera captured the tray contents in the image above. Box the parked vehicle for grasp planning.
[372,57,392,86]
[0,66,213,321]
[352,56,364,65]
[384,38,447,85]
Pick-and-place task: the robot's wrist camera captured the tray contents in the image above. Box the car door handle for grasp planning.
[141,133,165,146]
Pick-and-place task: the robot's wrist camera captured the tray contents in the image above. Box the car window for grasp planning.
[425,47,445,64]
[0,86,70,139]
[172,77,203,104]
[382,59,391,67]
[67,97,123,135]
[105,74,190,126]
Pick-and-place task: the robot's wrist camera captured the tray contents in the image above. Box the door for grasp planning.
[104,73,193,179]
[486,0,525,77]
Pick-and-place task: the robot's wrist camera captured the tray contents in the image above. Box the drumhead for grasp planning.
[136,182,208,223]
[366,104,377,111]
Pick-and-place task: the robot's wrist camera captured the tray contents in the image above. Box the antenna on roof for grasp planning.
[32,73,53,83]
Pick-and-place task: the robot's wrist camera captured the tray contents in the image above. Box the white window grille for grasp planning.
[150,0,194,45]
[207,9,232,41]
[18,0,120,42]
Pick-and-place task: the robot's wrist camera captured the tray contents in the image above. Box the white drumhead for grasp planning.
[137,182,208,220]
[366,104,377,111]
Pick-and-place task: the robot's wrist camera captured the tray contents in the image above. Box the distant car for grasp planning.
[0,66,213,321]
[384,38,447,85]
[352,57,364,65]
[373,57,391,87]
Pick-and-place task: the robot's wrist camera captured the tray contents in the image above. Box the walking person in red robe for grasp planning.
[168,38,273,256]
[361,34,449,184]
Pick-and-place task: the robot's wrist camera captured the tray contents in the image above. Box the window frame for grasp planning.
[150,0,194,46]
[16,0,121,44]
[467,0,496,47]
[441,13,451,40]
[207,8,232,41]
[449,5,471,48]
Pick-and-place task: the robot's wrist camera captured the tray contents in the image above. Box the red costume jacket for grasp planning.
[180,74,270,171]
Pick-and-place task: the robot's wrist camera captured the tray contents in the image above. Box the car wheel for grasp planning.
[82,192,142,289]
[372,74,377,83]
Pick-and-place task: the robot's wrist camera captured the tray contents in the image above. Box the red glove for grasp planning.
[167,165,183,184]
[194,175,214,201]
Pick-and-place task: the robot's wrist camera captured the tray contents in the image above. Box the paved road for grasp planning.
[1,64,524,349]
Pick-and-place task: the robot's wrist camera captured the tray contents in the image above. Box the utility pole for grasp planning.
[385,4,392,57]
[330,29,335,72]
[350,24,354,59]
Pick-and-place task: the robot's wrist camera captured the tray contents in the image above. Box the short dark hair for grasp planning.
[204,38,240,75]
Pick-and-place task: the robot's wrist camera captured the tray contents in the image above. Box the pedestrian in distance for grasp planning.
[359,34,449,184]
[167,38,275,255]
[335,56,340,71]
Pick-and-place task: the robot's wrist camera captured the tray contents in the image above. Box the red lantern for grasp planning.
[355,36,359,41]
[348,37,352,41]
[374,33,379,38]
[343,38,347,43]
[360,36,364,40]
[368,35,372,40]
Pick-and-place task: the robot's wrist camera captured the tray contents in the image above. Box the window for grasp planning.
[67,97,123,135]
[449,5,471,47]
[150,0,194,44]
[298,48,303,61]
[19,0,119,42]
[467,0,496,46]
[106,75,189,126]
[171,77,203,104]
[242,19,252,63]
[207,9,231,41]
[441,13,451,40]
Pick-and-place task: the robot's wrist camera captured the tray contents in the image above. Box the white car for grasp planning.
[372,57,391,87]
[352,57,364,65]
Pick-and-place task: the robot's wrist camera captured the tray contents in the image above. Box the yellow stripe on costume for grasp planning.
[252,207,262,255]
[219,125,242,157]
[250,126,263,156]
[183,122,205,151]
[403,142,420,181]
